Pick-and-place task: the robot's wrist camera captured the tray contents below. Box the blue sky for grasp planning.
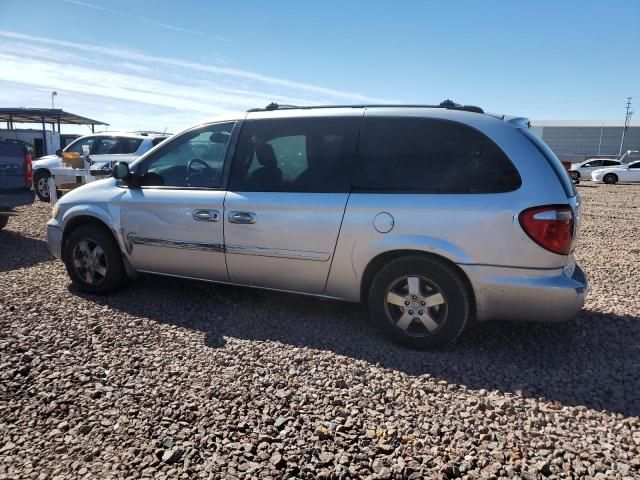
[0,0,638,133]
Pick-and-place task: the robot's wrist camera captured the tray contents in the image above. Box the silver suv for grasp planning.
[47,103,588,349]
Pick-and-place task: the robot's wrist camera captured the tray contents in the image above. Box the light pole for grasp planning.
[619,97,633,156]
[51,91,57,109]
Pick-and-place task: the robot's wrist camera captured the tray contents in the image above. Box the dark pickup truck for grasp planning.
[0,140,35,230]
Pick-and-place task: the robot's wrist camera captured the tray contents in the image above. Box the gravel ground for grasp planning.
[1,183,639,480]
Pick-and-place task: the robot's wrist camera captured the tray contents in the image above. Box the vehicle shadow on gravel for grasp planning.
[0,229,52,273]
[77,275,640,417]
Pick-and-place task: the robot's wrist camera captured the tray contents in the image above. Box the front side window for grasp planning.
[65,137,97,154]
[137,122,234,188]
[628,162,640,169]
[229,117,360,193]
[602,160,620,166]
[354,117,521,193]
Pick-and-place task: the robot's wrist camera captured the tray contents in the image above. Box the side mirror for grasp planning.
[55,149,62,157]
[113,161,131,180]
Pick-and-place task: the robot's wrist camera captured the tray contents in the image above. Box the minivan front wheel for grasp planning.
[63,225,126,294]
[368,256,471,350]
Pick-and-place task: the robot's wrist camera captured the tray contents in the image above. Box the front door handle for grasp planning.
[193,209,220,222]
[228,211,257,224]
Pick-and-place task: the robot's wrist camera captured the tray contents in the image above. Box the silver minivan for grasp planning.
[47,103,588,349]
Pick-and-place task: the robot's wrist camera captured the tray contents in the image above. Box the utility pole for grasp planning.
[51,91,57,109]
[618,97,633,156]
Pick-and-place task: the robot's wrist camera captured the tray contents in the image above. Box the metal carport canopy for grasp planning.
[0,108,108,126]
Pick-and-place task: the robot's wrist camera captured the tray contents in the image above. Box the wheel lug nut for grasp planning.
[408,310,414,315]
[421,301,426,306]
[411,295,417,300]
[418,310,424,315]
[404,301,410,306]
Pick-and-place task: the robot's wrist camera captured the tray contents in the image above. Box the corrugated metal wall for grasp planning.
[539,126,640,156]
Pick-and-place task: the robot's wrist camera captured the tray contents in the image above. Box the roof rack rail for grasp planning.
[247,100,484,114]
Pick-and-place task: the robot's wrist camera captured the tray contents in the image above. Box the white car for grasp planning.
[569,158,622,181]
[32,132,168,201]
[591,160,640,184]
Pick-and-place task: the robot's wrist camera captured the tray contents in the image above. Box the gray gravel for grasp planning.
[1,183,639,479]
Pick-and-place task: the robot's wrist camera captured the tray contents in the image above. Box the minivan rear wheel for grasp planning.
[368,256,471,350]
[63,225,127,294]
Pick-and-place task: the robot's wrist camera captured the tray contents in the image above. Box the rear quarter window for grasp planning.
[520,128,576,197]
[354,117,521,193]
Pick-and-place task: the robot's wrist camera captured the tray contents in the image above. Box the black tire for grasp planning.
[569,171,580,180]
[62,224,127,294]
[603,173,618,185]
[34,170,51,202]
[368,255,471,350]
[0,216,8,230]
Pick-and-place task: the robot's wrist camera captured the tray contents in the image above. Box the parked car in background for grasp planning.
[569,158,622,181]
[591,160,640,184]
[46,102,588,350]
[32,132,169,201]
[0,140,34,229]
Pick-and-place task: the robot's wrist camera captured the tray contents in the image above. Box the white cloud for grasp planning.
[0,31,395,103]
[0,30,396,133]
[60,0,230,42]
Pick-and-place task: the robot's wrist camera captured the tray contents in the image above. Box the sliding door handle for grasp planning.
[228,211,257,224]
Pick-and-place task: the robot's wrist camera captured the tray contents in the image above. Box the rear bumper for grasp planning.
[460,263,588,323]
[47,219,63,259]
[0,188,35,212]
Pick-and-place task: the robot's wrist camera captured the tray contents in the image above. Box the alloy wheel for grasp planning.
[384,275,447,336]
[37,177,50,198]
[72,239,109,285]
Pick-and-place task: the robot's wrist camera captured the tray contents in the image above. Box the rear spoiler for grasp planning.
[485,113,531,129]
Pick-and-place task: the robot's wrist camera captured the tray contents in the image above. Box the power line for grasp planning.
[619,97,633,156]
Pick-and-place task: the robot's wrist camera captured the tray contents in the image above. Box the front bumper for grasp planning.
[47,219,63,259]
[460,262,588,323]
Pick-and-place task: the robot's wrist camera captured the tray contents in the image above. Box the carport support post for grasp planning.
[57,116,61,134]
[91,124,95,133]
[41,114,48,155]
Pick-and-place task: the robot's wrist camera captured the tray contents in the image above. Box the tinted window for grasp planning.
[137,123,234,188]
[0,142,25,157]
[65,137,96,154]
[520,128,576,197]
[629,162,640,169]
[152,137,169,146]
[602,160,620,166]
[93,138,120,155]
[229,117,360,192]
[583,160,603,168]
[118,138,143,154]
[355,117,521,193]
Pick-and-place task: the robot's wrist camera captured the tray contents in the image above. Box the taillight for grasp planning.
[519,205,574,255]
[25,152,33,183]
